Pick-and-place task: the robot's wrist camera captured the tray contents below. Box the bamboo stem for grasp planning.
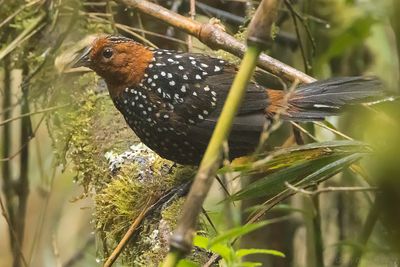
[15,65,32,267]
[159,1,281,265]
[2,53,17,265]
[165,46,262,263]
[103,198,153,267]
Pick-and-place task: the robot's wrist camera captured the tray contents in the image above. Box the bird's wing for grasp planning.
[169,54,270,157]
[145,50,269,157]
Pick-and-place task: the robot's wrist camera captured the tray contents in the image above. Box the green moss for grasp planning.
[161,198,186,230]
[48,70,199,265]
[271,23,280,40]
[94,161,194,265]
[94,162,193,240]
[50,78,104,191]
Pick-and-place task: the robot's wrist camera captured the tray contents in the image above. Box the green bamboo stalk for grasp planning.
[160,0,281,265]
[2,52,16,263]
[200,46,261,166]
[161,45,262,267]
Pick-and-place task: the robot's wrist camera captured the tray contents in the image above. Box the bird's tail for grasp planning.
[266,76,388,121]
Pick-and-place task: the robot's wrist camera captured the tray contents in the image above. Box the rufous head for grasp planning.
[71,35,154,93]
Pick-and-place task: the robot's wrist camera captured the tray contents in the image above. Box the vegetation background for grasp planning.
[0,0,399,266]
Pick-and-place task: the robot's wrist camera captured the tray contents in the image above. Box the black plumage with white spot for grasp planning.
[73,36,385,165]
[113,49,270,165]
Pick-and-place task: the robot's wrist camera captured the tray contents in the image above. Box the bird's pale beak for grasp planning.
[70,46,92,68]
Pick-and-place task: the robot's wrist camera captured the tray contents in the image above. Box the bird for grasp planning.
[71,35,386,165]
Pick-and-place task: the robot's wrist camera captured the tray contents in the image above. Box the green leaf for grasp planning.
[297,153,362,187]
[240,262,263,267]
[193,235,232,261]
[208,221,271,247]
[229,141,368,200]
[193,235,209,250]
[177,259,200,267]
[236,248,285,258]
[208,243,233,262]
[230,141,367,173]
[231,155,359,200]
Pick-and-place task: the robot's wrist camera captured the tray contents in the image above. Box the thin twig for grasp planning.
[0,98,23,116]
[0,197,28,267]
[106,0,117,33]
[87,13,188,46]
[201,208,218,235]
[27,164,57,266]
[187,0,196,52]
[136,12,145,38]
[284,182,379,196]
[254,80,299,155]
[0,12,47,61]
[81,11,158,48]
[0,114,46,162]
[313,121,354,141]
[63,236,95,267]
[103,197,155,267]
[165,0,183,38]
[0,104,68,127]
[246,189,294,224]
[0,0,43,30]
[194,0,245,25]
[291,121,318,142]
[284,0,309,72]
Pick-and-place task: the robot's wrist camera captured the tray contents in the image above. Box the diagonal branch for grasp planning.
[116,0,315,84]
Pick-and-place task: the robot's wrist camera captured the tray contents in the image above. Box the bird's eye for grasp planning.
[102,48,113,59]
